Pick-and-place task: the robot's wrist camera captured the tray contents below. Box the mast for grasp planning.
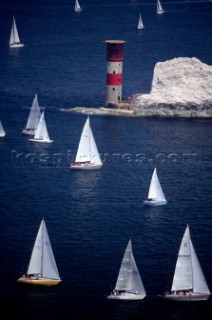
[41,219,44,277]
[188,225,195,291]
[88,117,91,162]
[187,225,194,291]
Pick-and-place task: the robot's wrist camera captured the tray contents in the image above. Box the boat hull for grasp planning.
[28,138,53,143]
[143,200,167,206]
[17,277,61,286]
[164,293,210,301]
[10,43,24,48]
[108,292,146,300]
[157,11,165,15]
[70,163,102,170]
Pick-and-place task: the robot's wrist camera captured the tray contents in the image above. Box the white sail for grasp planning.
[33,112,49,140]
[0,120,6,137]
[9,17,24,48]
[75,0,82,12]
[138,13,145,30]
[191,241,210,294]
[114,240,146,296]
[171,226,193,291]
[107,240,146,299]
[23,94,41,135]
[75,117,92,163]
[29,111,53,143]
[148,168,166,202]
[71,117,102,169]
[171,225,210,294]
[27,219,60,280]
[157,0,165,15]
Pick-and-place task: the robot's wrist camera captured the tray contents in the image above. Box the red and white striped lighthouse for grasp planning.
[105,40,126,106]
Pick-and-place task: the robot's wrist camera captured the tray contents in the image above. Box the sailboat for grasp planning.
[9,16,24,48]
[108,240,146,300]
[22,94,41,136]
[164,225,210,301]
[137,13,145,30]
[157,0,165,15]
[0,120,6,137]
[143,168,167,206]
[70,116,102,170]
[29,111,53,143]
[75,0,82,12]
[17,219,61,285]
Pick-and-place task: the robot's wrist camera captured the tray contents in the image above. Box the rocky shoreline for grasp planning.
[59,105,134,117]
[59,101,212,118]
[60,58,212,118]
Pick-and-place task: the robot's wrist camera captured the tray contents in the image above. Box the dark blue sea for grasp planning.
[0,0,212,319]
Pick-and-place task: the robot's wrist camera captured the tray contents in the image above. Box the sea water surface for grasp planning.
[0,1,212,319]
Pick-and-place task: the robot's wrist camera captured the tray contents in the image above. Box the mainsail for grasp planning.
[157,0,165,14]
[33,111,51,142]
[148,168,166,201]
[171,225,210,294]
[75,117,102,166]
[0,120,6,137]
[114,240,146,295]
[9,16,24,47]
[138,13,145,30]
[75,0,82,12]
[25,94,41,131]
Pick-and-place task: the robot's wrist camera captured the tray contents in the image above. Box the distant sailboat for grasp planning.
[29,111,53,143]
[0,120,6,137]
[157,0,165,15]
[108,240,146,300]
[70,116,102,170]
[137,13,145,30]
[164,225,210,301]
[22,94,41,136]
[9,16,24,48]
[143,168,167,206]
[75,0,82,12]
[17,219,61,285]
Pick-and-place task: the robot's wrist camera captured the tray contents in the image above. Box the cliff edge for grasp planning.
[130,57,212,117]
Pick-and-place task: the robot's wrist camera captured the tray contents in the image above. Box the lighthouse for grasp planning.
[105,40,125,107]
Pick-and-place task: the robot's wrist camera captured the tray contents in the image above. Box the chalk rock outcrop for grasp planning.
[131,57,212,117]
